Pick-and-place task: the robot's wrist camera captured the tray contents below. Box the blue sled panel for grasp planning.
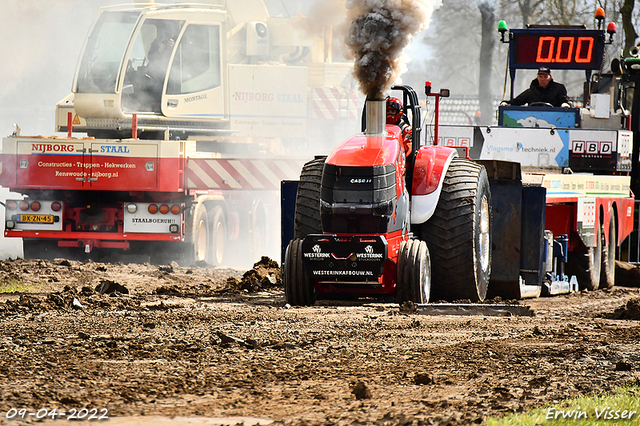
[281,180,298,265]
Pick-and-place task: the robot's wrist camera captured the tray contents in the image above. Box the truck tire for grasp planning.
[283,239,316,306]
[294,157,326,239]
[567,222,602,291]
[192,205,210,264]
[209,206,227,266]
[420,158,492,302]
[397,239,431,303]
[600,212,616,289]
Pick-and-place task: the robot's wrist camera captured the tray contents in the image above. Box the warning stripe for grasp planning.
[348,90,359,120]
[187,158,305,190]
[312,87,340,120]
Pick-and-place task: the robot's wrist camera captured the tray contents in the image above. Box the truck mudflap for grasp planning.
[301,235,388,282]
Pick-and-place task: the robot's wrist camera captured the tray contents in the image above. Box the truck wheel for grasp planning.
[294,157,326,239]
[397,240,431,304]
[283,239,316,306]
[209,206,226,266]
[421,159,492,302]
[567,222,602,291]
[600,212,616,289]
[192,205,210,264]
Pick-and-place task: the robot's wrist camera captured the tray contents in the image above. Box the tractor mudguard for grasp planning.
[410,146,458,224]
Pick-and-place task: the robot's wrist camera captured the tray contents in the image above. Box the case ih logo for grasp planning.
[31,143,75,153]
[572,140,613,156]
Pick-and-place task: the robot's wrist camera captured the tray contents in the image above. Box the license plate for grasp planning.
[17,214,54,224]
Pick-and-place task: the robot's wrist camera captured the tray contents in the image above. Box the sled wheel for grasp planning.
[294,157,326,239]
[421,158,492,302]
[192,205,210,264]
[209,206,227,266]
[397,240,431,304]
[600,211,616,289]
[567,221,603,291]
[284,239,316,306]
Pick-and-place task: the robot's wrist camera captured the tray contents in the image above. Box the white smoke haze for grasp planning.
[345,0,441,98]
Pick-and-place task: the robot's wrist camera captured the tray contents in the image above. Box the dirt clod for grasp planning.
[607,298,640,320]
[96,279,129,294]
[352,381,372,399]
[414,373,434,385]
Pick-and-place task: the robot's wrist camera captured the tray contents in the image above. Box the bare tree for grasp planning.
[477,0,496,125]
[621,0,638,57]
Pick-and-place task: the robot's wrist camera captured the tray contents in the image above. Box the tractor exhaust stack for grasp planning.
[365,93,386,136]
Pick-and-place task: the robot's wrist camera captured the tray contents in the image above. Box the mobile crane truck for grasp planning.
[0,0,360,267]
[281,10,637,304]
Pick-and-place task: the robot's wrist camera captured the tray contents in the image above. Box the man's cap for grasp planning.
[537,67,551,75]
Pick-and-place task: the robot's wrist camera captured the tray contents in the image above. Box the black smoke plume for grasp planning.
[345,0,438,98]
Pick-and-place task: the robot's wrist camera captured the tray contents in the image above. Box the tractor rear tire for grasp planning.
[294,157,326,239]
[421,158,492,302]
[283,239,316,306]
[397,240,431,304]
[567,222,602,291]
[600,212,616,289]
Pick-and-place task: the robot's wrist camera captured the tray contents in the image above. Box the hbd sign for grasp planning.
[572,140,613,155]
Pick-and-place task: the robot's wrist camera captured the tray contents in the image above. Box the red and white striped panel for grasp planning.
[311,87,341,120]
[187,158,306,191]
[347,89,359,120]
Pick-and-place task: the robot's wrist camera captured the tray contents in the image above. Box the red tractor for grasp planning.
[283,85,492,305]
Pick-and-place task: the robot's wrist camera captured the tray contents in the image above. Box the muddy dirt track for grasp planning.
[1,257,640,425]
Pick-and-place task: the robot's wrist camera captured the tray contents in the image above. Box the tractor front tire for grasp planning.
[294,157,326,239]
[284,239,316,306]
[421,158,492,302]
[397,240,431,304]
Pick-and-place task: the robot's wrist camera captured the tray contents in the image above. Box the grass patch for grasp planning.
[484,386,640,425]
[0,278,36,294]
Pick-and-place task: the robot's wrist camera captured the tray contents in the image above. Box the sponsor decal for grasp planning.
[184,94,207,103]
[304,244,330,258]
[31,143,75,153]
[312,270,374,276]
[350,178,372,184]
[232,92,304,103]
[100,146,130,154]
[131,218,177,224]
[572,140,613,156]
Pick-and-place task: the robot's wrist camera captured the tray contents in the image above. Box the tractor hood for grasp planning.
[325,125,403,168]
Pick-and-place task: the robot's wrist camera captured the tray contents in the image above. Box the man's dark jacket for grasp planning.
[509,79,568,107]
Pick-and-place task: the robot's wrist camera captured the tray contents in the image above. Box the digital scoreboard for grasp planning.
[510,28,605,70]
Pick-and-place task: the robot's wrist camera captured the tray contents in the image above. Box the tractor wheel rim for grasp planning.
[479,195,490,272]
